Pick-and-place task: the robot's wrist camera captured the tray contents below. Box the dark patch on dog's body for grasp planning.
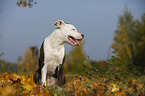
[59,53,66,85]
[33,41,44,84]
[57,64,66,86]
[53,53,66,86]
[33,41,66,86]
[39,42,45,69]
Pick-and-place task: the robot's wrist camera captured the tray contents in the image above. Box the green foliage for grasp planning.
[106,50,140,79]
[65,40,86,74]
[64,40,97,77]
[79,56,95,78]
[90,60,109,75]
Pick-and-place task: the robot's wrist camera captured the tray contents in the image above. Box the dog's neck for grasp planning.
[45,29,65,50]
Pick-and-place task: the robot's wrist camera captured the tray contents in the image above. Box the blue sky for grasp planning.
[0,0,145,62]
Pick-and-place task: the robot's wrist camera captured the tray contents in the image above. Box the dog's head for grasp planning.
[54,20,84,46]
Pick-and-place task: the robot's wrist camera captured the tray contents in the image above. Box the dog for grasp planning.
[33,20,84,87]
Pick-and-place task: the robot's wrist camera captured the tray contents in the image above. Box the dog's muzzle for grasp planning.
[67,34,84,46]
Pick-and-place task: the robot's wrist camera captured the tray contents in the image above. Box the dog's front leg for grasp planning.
[41,65,47,86]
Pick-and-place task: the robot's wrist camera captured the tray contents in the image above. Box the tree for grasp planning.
[112,7,145,73]
[65,40,86,73]
[133,14,145,72]
[16,0,37,8]
[18,46,39,74]
[112,7,135,62]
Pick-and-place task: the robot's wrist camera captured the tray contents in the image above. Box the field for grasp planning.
[0,72,145,96]
[0,2,145,96]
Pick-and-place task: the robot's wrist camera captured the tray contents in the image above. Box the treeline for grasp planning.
[0,60,18,73]
[0,46,39,74]
[0,41,108,75]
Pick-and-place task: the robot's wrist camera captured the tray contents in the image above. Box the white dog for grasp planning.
[33,20,84,86]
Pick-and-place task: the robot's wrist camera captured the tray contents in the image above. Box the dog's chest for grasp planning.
[44,41,65,67]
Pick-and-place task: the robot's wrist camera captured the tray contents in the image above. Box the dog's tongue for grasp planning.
[69,38,80,46]
[74,40,80,46]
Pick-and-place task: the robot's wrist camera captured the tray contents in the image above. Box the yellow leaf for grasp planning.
[27,77,32,83]
[21,75,26,85]
[22,84,33,91]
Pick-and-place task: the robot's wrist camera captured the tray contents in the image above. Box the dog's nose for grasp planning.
[81,34,84,39]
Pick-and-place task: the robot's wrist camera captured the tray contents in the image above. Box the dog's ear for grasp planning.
[53,20,65,27]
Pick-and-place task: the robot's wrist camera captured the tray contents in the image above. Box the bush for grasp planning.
[106,51,141,79]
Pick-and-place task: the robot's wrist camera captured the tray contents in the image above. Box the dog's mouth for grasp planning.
[67,36,81,46]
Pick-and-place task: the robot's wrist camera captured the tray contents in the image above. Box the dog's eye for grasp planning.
[72,29,76,31]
